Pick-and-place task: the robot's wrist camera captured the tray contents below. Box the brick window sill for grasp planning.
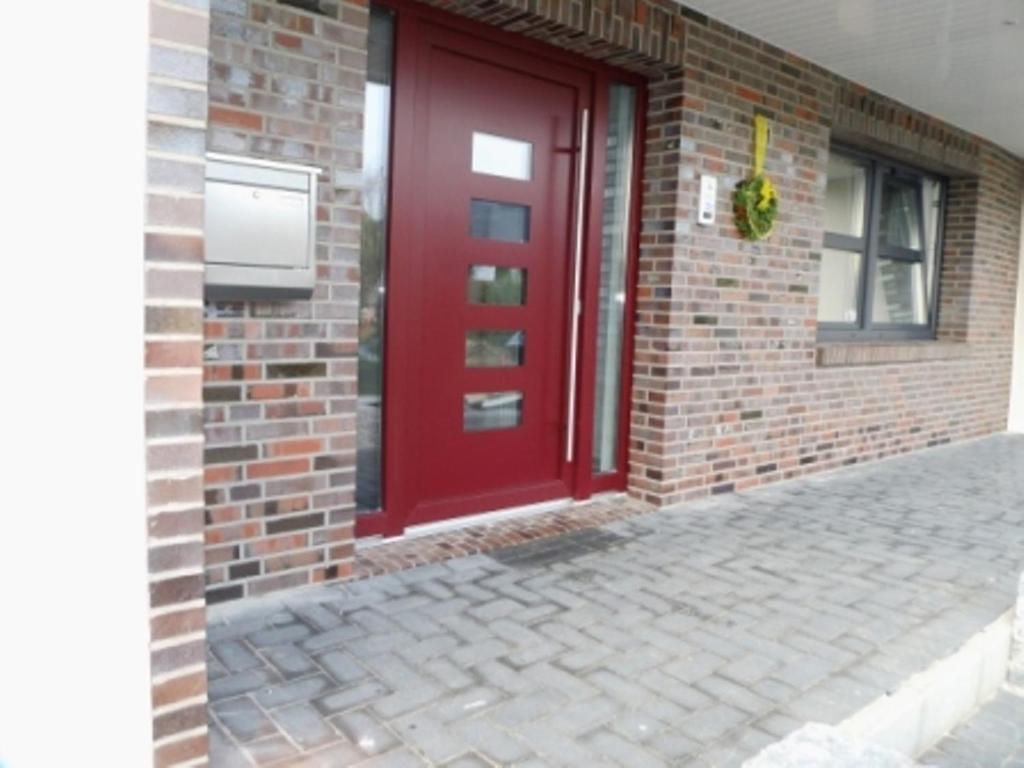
[816,341,970,368]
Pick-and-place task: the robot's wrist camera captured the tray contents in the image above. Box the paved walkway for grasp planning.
[206,435,1024,767]
[920,690,1024,767]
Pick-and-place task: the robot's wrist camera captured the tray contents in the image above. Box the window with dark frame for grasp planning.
[818,147,946,341]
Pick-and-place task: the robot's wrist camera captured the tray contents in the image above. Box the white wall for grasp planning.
[0,3,154,766]
[1010,200,1024,433]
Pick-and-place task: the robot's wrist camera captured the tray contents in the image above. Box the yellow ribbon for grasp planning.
[753,114,769,176]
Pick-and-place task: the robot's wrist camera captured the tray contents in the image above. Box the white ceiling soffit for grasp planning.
[678,0,1024,158]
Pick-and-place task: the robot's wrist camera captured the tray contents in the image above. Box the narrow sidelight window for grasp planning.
[818,147,946,341]
[356,4,395,512]
[592,83,637,474]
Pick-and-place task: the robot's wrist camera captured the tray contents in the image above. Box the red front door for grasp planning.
[382,14,593,533]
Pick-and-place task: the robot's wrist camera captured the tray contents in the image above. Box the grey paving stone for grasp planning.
[209,668,278,702]
[208,721,252,767]
[423,657,477,691]
[450,638,511,667]
[212,639,263,673]
[295,603,343,632]
[488,689,566,728]
[771,656,836,692]
[676,703,749,745]
[299,623,367,652]
[351,747,431,767]
[331,709,400,757]
[719,654,781,686]
[438,753,494,768]
[262,644,318,679]
[270,701,339,750]
[255,673,334,710]
[314,680,391,716]
[475,660,533,695]
[451,718,535,764]
[399,633,461,664]
[664,651,728,684]
[432,686,505,723]
[243,733,300,765]
[204,435,1024,768]
[515,721,603,767]
[648,731,700,762]
[291,740,367,767]
[316,648,369,684]
[372,682,444,719]
[586,730,666,768]
[390,710,468,763]
[610,710,666,744]
[544,695,620,736]
[695,674,772,716]
[212,695,278,743]
[247,621,313,648]
[753,712,805,739]
[528,661,604,703]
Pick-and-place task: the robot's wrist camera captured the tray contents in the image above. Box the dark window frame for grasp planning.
[818,145,948,342]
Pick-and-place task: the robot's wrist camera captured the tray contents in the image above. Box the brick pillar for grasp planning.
[145,1,212,765]
[629,70,689,506]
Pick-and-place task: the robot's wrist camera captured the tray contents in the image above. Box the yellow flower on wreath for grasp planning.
[757,176,777,212]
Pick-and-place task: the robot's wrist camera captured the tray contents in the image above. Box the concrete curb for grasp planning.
[1007,572,1024,694]
[838,610,1013,757]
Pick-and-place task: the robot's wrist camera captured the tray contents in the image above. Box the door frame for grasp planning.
[356,0,647,538]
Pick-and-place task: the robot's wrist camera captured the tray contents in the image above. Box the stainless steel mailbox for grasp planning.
[204,153,321,299]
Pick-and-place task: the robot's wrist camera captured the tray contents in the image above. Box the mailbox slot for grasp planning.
[204,153,321,299]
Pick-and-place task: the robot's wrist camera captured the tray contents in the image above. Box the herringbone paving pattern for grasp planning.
[207,435,1024,767]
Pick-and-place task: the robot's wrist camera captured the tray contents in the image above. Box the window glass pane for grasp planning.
[470,199,530,243]
[824,154,867,238]
[817,248,862,324]
[593,83,636,474]
[872,258,928,325]
[467,266,526,305]
[880,175,923,250]
[355,4,393,513]
[922,177,942,309]
[472,133,532,181]
[464,392,523,431]
[465,330,524,367]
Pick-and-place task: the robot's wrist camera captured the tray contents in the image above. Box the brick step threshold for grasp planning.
[746,599,1019,767]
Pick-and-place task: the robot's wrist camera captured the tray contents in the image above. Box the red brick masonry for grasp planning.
[146,1,212,764]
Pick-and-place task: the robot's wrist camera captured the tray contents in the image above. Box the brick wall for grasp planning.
[203,0,368,602]
[627,17,1024,505]
[146,1,212,765]
[201,0,1023,598]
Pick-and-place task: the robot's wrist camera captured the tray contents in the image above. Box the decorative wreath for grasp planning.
[733,115,778,242]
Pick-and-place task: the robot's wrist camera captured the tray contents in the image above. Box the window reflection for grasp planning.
[470,199,531,243]
[356,4,394,512]
[467,266,526,305]
[465,330,525,368]
[464,392,524,431]
[592,83,636,474]
[472,132,533,181]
